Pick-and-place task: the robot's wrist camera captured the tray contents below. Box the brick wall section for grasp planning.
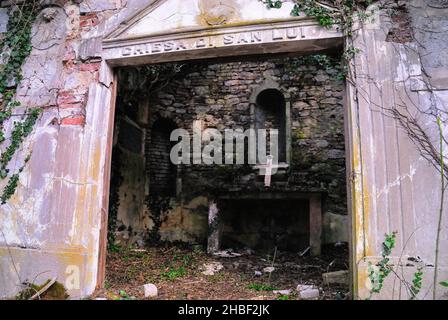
[148,119,177,196]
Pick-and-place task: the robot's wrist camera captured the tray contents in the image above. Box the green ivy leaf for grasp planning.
[440,281,448,287]
[273,1,282,8]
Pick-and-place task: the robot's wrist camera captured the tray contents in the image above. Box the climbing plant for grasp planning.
[367,232,427,300]
[0,1,41,204]
[259,0,376,79]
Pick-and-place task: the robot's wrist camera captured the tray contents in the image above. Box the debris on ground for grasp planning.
[263,266,275,273]
[299,246,311,257]
[213,249,243,258]
[273,289,292,295]
[92,243,349,300]
[201,262,224,276]
[16,279,69,300]
[245,248,255,255]
[132,249,148,253]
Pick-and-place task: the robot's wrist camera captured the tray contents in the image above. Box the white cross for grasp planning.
[259,155,280,187]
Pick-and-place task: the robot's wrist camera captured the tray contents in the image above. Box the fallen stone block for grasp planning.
[299,288,320,300]
[322,270,349,286]
[296,284,314,291]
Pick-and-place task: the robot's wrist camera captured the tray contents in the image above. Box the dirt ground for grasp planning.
[92,243,350,300]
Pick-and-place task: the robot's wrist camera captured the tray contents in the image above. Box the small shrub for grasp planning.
[161,266,187,281]
[247,283,276,291]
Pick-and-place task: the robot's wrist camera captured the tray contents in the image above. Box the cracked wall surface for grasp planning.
[349,1,448,299]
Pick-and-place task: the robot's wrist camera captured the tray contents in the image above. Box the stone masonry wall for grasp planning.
[150,56,346,201]
[115,54,348,246]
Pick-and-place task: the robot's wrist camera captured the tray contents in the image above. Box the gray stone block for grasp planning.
[79,36,102,61]
[0,8,8,33]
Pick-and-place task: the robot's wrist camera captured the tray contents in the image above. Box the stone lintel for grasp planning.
[103,21,343,66]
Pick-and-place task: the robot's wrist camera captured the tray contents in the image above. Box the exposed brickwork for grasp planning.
[79,12,100,29]
[57,90,85,109]
[60,115,85,126]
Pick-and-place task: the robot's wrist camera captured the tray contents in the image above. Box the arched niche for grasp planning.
[250,80,291,164]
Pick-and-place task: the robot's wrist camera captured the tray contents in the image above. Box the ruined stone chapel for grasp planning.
[0,0,447,300]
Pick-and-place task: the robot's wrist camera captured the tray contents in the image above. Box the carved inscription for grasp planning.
[121,27,309,57]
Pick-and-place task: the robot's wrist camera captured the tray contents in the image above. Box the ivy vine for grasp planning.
[368,231,397,297]
[0,1,41,204]
[259,0,376,79]
[0,108,40,179]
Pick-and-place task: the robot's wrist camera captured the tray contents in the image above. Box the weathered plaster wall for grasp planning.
[0,0,120,299]
[348,1,448,299]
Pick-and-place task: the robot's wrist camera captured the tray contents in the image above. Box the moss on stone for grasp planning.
[16,280,69,300]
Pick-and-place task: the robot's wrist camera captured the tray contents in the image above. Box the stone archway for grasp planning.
[249,80,292,164]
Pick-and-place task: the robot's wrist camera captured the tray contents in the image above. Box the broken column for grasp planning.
[207,201,221,254]
[309,194,322,256]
